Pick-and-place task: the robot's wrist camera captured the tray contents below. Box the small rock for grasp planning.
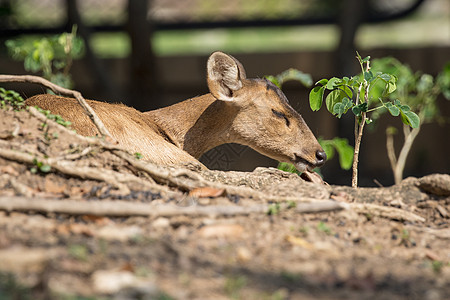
[236,247,252,262]
[92,269,157,295]
[198,223,244,239]
[96,225,143,241]
[417,174,450,196]
[152,217,170,228]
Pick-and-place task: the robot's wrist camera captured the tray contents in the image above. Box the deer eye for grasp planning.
[272,109,290,127]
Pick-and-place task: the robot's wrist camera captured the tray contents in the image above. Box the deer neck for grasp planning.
[146,94,238,158]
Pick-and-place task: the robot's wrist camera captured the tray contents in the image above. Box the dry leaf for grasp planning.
[189,187,225,198]
[57,223,94,236]
[286,235,314,249]
[81,215,113,225]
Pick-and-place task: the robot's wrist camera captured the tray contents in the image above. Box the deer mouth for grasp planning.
[293,155,327,185]
[293,155,316,173]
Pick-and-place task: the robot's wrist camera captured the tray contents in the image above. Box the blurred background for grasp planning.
[1,0,449,186]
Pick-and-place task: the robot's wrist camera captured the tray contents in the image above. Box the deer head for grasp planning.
[206,51,326,172]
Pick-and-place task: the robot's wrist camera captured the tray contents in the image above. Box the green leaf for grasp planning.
[384,102,400,116]
[361,56,371,63]
[332,138,354,170]
[417,74,433,93]
[265,75,281,88]
[364,71,374,82]
[379,73,391,82]
[309,86,324,111]
[277,68,313,87]
[351,102,368,116]
[326,77,340,90]
[333,103,345,118]
[386,77,397,94]
[316,78,328,86]
[338,85,353,99]
[400,110,420,128]
[39,164,51,173]
[277,162,299,174]
[325,89,346,114]
[319,140,335,161]
[332,97,352,118]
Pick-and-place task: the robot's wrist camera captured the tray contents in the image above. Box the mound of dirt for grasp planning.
[0,105,449,299]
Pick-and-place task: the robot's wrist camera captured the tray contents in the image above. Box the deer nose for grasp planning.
[315,150,327,167]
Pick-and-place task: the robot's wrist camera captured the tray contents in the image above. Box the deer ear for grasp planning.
[207,52,247,101]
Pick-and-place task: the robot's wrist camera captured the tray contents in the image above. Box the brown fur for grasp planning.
[26,52,325,171]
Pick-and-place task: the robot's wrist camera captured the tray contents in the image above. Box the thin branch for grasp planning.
[0,74,112,140]
[394,125,420,184]
[386,129,398,174]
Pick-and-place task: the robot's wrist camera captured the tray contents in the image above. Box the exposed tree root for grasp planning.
[350,203,425,223]
[0,196,344,217]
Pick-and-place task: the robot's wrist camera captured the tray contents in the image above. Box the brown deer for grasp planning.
[26,52,326,173]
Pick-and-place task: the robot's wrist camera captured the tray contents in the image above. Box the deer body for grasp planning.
[26,52,326,171]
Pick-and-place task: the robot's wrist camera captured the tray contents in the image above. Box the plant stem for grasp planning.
[352,59,370,188]
[392,125,420,184]
[352,111,366,188]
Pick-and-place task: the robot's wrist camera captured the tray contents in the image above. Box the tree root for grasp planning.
[0,196,344,217]
[350,203,425,223]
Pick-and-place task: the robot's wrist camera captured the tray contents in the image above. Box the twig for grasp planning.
[0,196,344,217]
[0,74,112,140]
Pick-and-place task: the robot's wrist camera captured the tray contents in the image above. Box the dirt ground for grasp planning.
[0,105,449,300]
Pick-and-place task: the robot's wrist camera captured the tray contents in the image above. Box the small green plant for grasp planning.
[370,58,450,184]
[0,87,26,110]
[134,152,143,160]
[68,244,89,261]
[30,158,51,174]
[265,69,354,175]
[431,260,445,274]
[37,107,72,127]
[267,203,281,215]
[224,275,247,299]
[317,221,332,235]
[6,25,84,89]
[309,52,420,187]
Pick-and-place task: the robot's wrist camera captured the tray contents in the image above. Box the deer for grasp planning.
[26,51,326,178]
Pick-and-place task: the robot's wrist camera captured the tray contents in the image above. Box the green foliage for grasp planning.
[68,244,89,261]
[370,57,450,124]
[31,158,51,174]
[265,68,312,89]
[134,152,143,160]
[37,107,72,127]
[0,87,26,110]
[309,53,420,129]
[224,275,247,299]
[318,137,353,170]
[309,52,423,187]
[317,221,332,235]
[5,25,84,89]
[267,203,281,215]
